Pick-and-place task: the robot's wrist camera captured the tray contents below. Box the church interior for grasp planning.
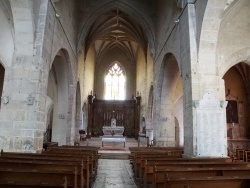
[0,0,250,187]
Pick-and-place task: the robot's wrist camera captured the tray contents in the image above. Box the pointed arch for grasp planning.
[198,0,225,69]
[104,62,126,100]
[223,62,250,139]
[78,1,155,57]
[46,49,73,145]
[154,52,182,146]
[0,1,14,67]
[10,0,34,56]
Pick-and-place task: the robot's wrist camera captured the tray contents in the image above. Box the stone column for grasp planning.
[0,0,49,153]
[179,3,199,156]
[180,4,228,157]
[0,59,46,153]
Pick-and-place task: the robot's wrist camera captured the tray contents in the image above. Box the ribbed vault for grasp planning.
[85,9,148,61]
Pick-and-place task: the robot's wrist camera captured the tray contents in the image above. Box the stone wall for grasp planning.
[84,46,95,97]
[0,0,79,152]
[217,0,250,75]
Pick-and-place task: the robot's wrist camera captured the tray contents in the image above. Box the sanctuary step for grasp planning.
[99,153,129,160]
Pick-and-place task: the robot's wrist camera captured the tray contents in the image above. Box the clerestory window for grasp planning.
[104,63,126,100]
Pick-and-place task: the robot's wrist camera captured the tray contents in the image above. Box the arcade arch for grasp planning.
[155,53,182,146]
[46,49,72,145]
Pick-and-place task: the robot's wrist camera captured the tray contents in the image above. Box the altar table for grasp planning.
[102,126,124,136]
[102,137,126,147]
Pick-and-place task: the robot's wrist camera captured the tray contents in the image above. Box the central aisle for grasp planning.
[92,159,138,188]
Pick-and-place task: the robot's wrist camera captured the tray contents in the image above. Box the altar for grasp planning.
[102,126,124,136]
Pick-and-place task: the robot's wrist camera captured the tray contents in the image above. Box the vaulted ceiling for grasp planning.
[85,9,148,62]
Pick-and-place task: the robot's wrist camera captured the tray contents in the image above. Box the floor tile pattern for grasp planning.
[92,159,138,188]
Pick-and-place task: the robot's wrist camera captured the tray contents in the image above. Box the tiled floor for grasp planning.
[83,137,141,188]
[92,159,138,188]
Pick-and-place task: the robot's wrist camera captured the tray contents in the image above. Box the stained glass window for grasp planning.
[104,63,126,100]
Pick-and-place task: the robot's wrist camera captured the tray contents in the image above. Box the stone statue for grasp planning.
[111,117,116,127]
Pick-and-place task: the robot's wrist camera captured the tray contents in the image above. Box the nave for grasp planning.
[92,159,137,188]
[0,137,250,187]
[89,137,141,188]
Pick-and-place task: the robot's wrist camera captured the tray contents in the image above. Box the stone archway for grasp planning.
[223,62,250,155]
[78,1,155,57]
[0,2,14,67]
[155,53,182,147]
[47,49,72,146]
[173,75,183,147]
[198,0,225,68]
[217,0,250,76]
[215,0,250,156]
[10,0,34,56]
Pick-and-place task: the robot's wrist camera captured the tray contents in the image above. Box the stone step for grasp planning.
[99,153,129,160]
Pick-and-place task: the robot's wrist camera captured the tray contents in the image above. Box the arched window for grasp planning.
[104,63,126,100]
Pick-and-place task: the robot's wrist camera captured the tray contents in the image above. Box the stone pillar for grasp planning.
[0,0,49,153]
[181,4,228,157]
[180,3,199,156]
[0,59,46,153]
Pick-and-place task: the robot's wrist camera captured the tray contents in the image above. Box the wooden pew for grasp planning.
[163,176,250,188]
[0,158,84,187]
[129,147,250,188]
[43,148,97,180]
[140,158,233,187]
[129,147,183,160]
[46,145,100,186]
[0,167,76,187]
[153,166,250,188]
[149,162,250,188]
[45,146,99,171]
[43,142,58,151]
[46,145,101,185]
[129,146,183,152]
[9,150,94,178]
[132,152,183,179]
[129,148,183,161]
[42,151,94,177]
[0,152,90,188]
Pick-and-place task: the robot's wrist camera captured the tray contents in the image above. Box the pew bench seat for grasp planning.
[162,175,250,188]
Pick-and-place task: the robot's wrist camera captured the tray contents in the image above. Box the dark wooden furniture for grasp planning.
[0,146,99,188]
[87,94,141,138]
[129,147,250,188]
